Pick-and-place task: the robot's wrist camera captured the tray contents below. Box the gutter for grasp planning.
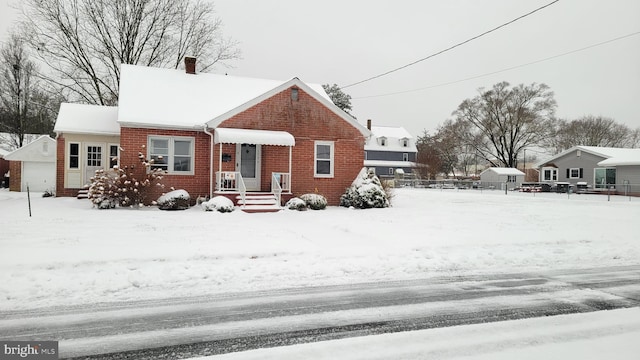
[203,125,214,198]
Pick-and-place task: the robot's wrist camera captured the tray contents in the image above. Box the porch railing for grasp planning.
[215,171,246,207]
[271,173,283,207]
[272,172,291,193]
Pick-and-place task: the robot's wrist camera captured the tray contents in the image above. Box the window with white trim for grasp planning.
[69,142,79,169]
[148,136,194,174]
[388,168,394,175]
[507,175,516,182]
[542,167,557,181]
[379,137,386,146]
[569,168,582,179]
[402,139,409,147]
[314,141,334,177]
[403,153,409,161]
[109,144,119,169]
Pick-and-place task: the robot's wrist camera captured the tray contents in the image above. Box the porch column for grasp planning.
[288,146,292,191]
[218,143,223,191]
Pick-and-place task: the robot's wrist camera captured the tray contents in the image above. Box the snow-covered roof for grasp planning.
[117,64,370,136]
[365,126,417,152]
[214,128,295,146]
[54,103,119,135]
[364,160,416,168]
[538,146,640,167]
[0,148,8,157]
[481,167,525,176]
[597,148,640,166]
[3,135,56,162]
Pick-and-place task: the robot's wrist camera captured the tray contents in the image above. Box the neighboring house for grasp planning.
[480,167,525,190]
[364,120,417,178]
[536,146,640,194]
[55,58,370,206]
[3,135,57,192]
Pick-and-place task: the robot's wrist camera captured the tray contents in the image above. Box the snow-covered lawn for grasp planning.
[1,187,639,311]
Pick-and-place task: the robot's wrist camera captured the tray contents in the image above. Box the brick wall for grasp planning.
[55,136,77,197]
[119,127,211,203]
[218,86,366,205]
[9,161,21,191]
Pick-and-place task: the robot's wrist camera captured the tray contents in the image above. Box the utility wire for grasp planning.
[353,30,640,99]
[342,0,560,89]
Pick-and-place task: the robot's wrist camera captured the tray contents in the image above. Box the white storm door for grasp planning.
[236,143,261,191]
[85,143,104,184]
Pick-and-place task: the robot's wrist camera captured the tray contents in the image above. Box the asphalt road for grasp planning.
[1,265,639,359]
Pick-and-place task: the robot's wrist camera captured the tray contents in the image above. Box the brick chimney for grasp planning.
[367,119,372,130]
[184,57,196,74]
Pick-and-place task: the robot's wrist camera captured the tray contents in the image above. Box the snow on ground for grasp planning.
[199,307,640,360]
[0,187,639,310]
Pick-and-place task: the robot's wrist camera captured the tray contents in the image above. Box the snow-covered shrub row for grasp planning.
[299,193,327,210]
[88,165,165,209]
[202,196,235,213]
[156,189,191,210]
[340,168,390,209]
[285,197,307,211]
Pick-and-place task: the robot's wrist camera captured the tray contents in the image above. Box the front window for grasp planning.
[542,167,557,181]
[569,168,581,179]
[109,145,119,169]
[507,175,516,182]
[314,141,334,177]
[403,153,409,161]
[149,136,194,174]
[594,168,616,189]
[69,143,79,169]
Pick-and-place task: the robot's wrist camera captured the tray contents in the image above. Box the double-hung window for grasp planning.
[314,141,334,178]
[149,136,194,174]
[542,167,558,181]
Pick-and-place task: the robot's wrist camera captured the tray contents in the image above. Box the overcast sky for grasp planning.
[1,0,639,137]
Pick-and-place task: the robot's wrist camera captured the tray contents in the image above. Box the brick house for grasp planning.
[54,58,370,207]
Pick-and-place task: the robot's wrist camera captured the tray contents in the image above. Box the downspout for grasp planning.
[203,125,214,198]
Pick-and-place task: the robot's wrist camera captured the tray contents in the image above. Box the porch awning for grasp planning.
[214,128,295,146]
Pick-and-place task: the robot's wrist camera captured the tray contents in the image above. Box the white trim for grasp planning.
[569,168,580,179]
[541,166,558,181]
[148,135,195,175]
[68,142,80,170]
[314,140,334,178]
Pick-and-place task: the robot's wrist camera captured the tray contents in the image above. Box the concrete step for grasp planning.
[77,190,89,199]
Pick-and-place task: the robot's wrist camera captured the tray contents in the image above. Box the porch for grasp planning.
[210,128,295,212]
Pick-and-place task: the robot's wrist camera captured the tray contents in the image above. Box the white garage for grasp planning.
[4,135,57,192]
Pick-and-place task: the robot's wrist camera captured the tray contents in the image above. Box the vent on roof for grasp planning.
[185,57,196,74]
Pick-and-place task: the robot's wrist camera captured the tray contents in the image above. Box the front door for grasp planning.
[236,143,261,191]
[85,143,104,184]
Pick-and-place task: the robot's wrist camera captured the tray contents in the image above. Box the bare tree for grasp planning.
[453,82,556,168]
[19,0,241,105]
[545,115,640,153]
[0,33,59,148]
[415,131,441,180]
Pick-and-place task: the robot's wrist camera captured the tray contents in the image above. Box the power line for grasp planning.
[342,0,560,89]
[353,30,640,100]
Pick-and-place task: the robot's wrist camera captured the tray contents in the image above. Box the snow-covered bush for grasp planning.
[202,196,235,213]
[157,189,191,210]
[88,165,165,208]
[340,168,390,209]
[285,197,307,211]
[299,193,327,210]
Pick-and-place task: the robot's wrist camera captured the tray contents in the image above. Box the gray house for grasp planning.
[364,120,417,179]
[480,167,525,190]
[536,146,640,194]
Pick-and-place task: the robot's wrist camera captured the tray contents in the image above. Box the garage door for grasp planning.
[22,162,56,192]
